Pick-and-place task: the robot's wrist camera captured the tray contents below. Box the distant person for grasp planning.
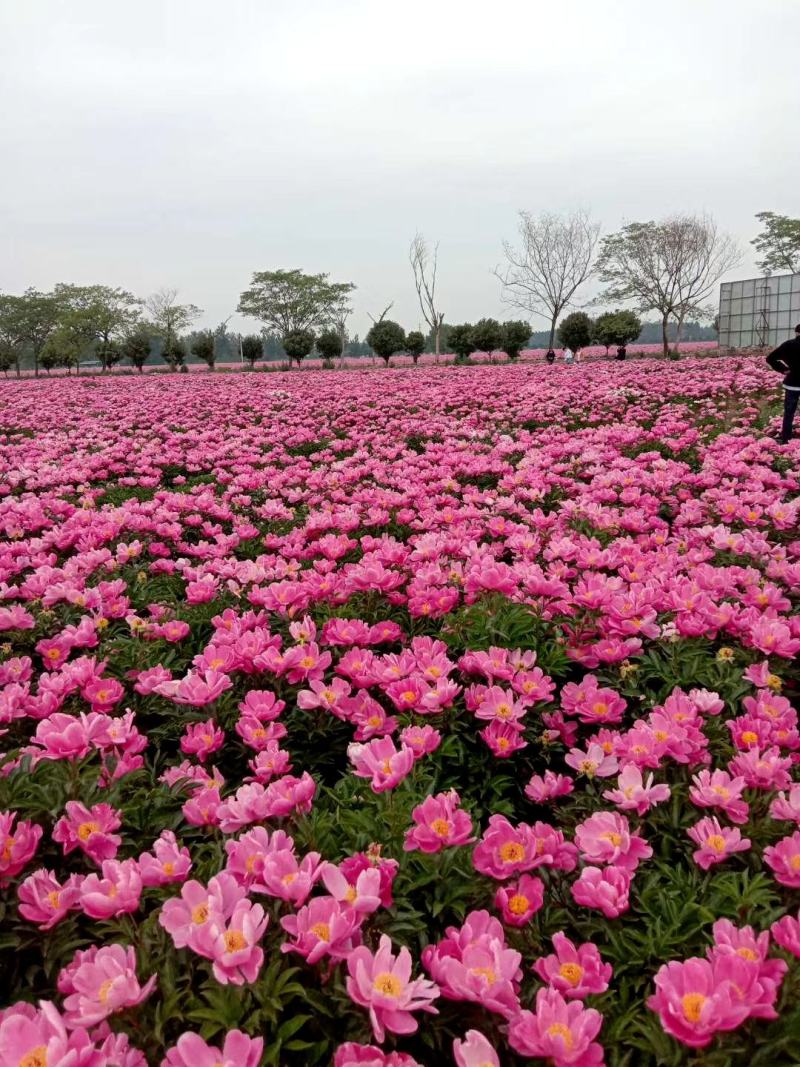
[573,347,582,364]
[767,324,800,444]
[545,349,556,364]
[616,344,627,361]
[563,347,574,365]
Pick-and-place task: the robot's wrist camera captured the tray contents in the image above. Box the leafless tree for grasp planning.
[410,233,444,358]
[597,214,741,357]
[145,287,202,348]
[494,210,599,351]
[368,302,394,325]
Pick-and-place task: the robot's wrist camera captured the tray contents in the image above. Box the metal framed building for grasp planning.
[718,272,800,350]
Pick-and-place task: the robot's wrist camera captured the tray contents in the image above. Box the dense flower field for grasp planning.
[0,355,798,1066]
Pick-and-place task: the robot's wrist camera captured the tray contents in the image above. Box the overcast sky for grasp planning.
[2,0,799,337]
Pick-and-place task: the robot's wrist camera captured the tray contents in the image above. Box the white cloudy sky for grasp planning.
[1,0,799,337]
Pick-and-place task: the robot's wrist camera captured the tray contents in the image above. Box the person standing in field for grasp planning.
[563,347,574,364]
[767,324,800,444]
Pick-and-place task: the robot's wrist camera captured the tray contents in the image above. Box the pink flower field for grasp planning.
[0,353,798,1066]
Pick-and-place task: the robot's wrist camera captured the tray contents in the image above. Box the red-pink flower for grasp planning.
[507,986,605,1065]
[0,811,42,885]
[647,955,757,1048]
[180,719,225,763]
[349,737,415,793]
[764,830,800,887]
[771,911,800,958]
[524,771,574,803]
[689,768,749,824]
[570,865,632,918]
[603,764,670,815]
[280,895,361,964]
[52,801,122,864]
[453,1030,500,1067]
[18,868,83,929]
[0,1000,101,1065]
[403,790,474,853]
[138,830,192,886]
[494,873,545,926]
[687,816,750,870]
[333,1044,421,1067]
[59,943,155,1028]
[574,811,652,872]
[79,858,142,919]
[533,931,612,999]
[565,743,618,779]
[161,1030,264,1067]
[473,814,576,880]
[346,934,439,1042]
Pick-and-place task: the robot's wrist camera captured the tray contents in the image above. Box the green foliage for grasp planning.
[241,334,264,367]
[752,211,800,275]
[237,269,355,336]
[594,309,642,352]
[405,330,426,364]
[501,319,531,360]
[447,322,476,361]
[315,328,343,363]
[557,310,593,351]
[365,319,406,365]
[121,325,153,371]
[471,317,503,355]
[282,328,315,366]
[190,329,216,368]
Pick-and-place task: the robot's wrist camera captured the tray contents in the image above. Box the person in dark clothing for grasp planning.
[766,324,800,444]
[615,345,627,361]
[545,349,556,364]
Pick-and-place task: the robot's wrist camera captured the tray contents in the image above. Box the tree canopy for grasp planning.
[238,269,355,336]
[752,212,800,276]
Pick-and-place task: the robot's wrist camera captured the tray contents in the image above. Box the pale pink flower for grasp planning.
[161,1029,264,1067]
[507,986,605,1065]
[346,934,439,1042]
[603,764,670,815]
[60,943,155,1027]
[533,931,613,999]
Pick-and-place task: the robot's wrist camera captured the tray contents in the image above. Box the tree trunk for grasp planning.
[435,323,441,359]
[674,314,686,355]
[661,314,670,359]
[548,313,558,351]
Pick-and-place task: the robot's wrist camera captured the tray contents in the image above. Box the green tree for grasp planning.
[366,319,405,366]
[0,289,62,375]
[146,288,202,356]
[471,317,503,355]
[557,311,593,351]
[54,284,142,371]
[405,330,426,365]
[191,330,216,370]
[238,270,355,336]
[40,325,83,374]
[316,328,343,366]
[593,311,621,353]
[161,335,187,369]
[241,334,264,368]
[448,323,476,362]
[611,309,641,347]
[121,326,152,372]
[283,328,315,367]
[752,212,800,275]
[500,320,530,361]
[0,345,15,376]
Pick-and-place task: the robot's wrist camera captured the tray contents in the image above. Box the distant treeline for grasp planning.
[527,320,717,348]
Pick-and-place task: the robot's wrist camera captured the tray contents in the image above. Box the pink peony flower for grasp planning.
[494,873,545,927]
[0,811,43,885]
[403,790,474,853]
[473,814,576,880]
[346,934,439,1042]
[180,718,225,762]
[689,768,749,824]
[602,764,670,815]
[280,895,361,964]
[574,810,652,872]
[349,737,415,793]
[571,865,632,918]
[52,801,122,865]
[771,911,800,958]
[648,955,757,1048]
[60,943,155,1027]
[333,1044,421,1066]
[565,743,619,779]
[18,868,83,929]
[453,1029,500,1067]
[508,986,605,1065]
[161,1029,264,1067]
[525,771,574,803]
[533,931,613,999]
[0,1000,102,1065]
[138,830,192,886]
[764,830,800,887]
[687,816,751,870]
[79,859,142,919]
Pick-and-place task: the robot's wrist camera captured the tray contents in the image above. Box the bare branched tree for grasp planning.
[368,302,394,326]
[494,210,599,350]
[597,214,741,357]
[410,233,444,357]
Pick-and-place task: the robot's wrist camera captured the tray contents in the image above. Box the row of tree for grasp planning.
[1,211,797,375]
